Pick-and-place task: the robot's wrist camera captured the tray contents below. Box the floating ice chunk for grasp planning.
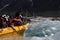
[51,27,56,30]
[46,29,51,32]
[42,31,45,34]
[31,37,46,40]
[45,35,48,37]
[51,33,54,36]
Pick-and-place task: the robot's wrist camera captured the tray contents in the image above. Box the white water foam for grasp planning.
[24,18,60,40]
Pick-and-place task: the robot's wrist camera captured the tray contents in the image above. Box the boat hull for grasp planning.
[0,23,29,35]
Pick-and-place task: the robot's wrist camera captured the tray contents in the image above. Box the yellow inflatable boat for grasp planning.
[0,23,29,35]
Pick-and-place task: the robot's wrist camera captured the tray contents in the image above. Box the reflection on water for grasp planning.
[0,32,24,40]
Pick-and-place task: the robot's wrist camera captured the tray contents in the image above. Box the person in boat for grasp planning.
[13,16,23,26]
[2,17,7,27]
[7,16,13,27]
[0,16,4,32]
[13,11,23,26]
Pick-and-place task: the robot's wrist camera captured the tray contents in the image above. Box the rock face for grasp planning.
[0,0,32,16]
[0,0,60,17]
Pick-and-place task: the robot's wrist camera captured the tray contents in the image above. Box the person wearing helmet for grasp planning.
[13,10,23,26]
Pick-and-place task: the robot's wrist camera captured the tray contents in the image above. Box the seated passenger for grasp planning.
[7,16,13,27]
[2,17,7,27]
[13,16,23,26]
[0,16,4,32]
